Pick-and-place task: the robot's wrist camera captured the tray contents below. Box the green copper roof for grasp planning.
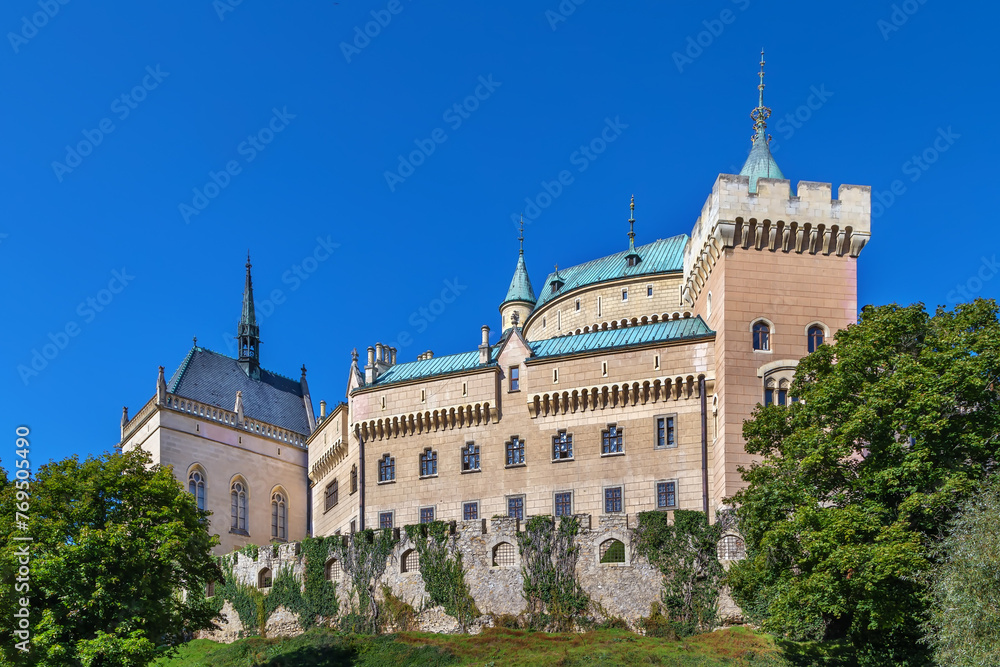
[740,135,784,193]
[533,236,687,310]
[530,317,713,358]
[366,318,713,388]
[502,253,536,306]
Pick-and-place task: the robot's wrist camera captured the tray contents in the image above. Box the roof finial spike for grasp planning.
[246,250,251,269]
[750,48,772,145]
[518,214,525,255]
[628,194,636,251]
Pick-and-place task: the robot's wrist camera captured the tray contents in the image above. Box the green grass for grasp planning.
[153,626,809,667]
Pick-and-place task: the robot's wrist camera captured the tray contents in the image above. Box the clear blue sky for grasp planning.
[2,1,997,466]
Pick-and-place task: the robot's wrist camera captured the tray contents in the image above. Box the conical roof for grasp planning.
[502,252,536,306]
[740,135,784,193]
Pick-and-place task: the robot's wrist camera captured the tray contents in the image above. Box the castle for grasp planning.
[120,56,871,561]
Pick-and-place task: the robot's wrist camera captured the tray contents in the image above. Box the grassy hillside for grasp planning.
[153,626,813,667]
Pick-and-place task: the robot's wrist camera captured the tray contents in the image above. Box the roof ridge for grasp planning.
[168,347,198,393]
[541,235,688,281]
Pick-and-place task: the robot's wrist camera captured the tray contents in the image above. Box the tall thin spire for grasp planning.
[236,253,261,377]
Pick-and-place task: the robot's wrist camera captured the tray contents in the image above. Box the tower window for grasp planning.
[622,288,628,301]
[808,325,825,353]
[378,454,395,483]
[752,321,771,351]
[509,366,520,392]
[552,368,559,383]
[575,299,580,311]
[419,448,438,477]
[461,442,480,472]
[647,285,653,297]
[505,436,525,466]
[597,296,602,317]
[552,430,573,461]
[602,361,608,377]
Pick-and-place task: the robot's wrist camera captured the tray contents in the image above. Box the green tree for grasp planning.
[924,475,1000,666]
[726,300,1000,666]
[0,449,222,666]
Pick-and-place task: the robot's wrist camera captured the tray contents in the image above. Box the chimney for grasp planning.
[425,350,433,360]
[375,343,383,363]
[389,347,397,365]
[365,346,376,384]
[320,400,327,419]
[479,325,491,365]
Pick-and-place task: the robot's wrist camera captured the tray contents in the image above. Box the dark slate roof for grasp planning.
[533,236,688,310]
[366,319,713,388]
[168,347,312,434]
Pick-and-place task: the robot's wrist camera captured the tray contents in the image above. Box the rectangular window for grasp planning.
[554,491,573,517]
[656,415,677,449]
[602,424,623,455]
[378,455,395,483]
[552,430,573,461]
[654,355,660,370]
[379,511,393,529]
[597,296,602,317]
[421,389,426,402]
[764,389,774,406]
[509,366,520,392]
[557,310,561,330]
[656,481,677,509]
[507,495,524,520]
[463,501,479,520]
[647,285,653,297]
[575,299,580,311]
[778,389,787,406]
[604,486,623,514]
[350,520,356,534]
[419,449,438,477]
[622,288,628,301]
[325,480,339,511]
[462,442,480,472]
[381,396,386,410]
[506,436,525,466]
[419,507,435,524]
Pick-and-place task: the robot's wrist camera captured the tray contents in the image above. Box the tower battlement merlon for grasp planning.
[682,174,872,305]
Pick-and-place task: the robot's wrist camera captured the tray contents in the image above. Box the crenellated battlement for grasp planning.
[682,174,872,304]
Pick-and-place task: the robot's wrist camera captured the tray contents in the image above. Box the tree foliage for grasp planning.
[516,515,589,630]
[726,300,1000,666]
[0,449,222,666]
[333,529,397,634]
[404,521,479,629]
[923,475,1000,666]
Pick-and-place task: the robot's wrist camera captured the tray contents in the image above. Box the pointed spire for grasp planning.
[739,49,784,193]
[236,254,261,378]
[501,222,537,307]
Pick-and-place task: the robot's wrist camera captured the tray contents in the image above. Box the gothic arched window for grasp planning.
[752,321,771,351]
[808,325,825,353]
[271,490,287,541]
[231,479,248,533]
[188,469,206,511]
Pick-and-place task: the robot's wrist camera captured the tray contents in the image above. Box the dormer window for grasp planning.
[626,253,641,267]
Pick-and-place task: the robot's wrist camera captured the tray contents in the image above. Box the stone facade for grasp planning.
[200,515,743,641]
